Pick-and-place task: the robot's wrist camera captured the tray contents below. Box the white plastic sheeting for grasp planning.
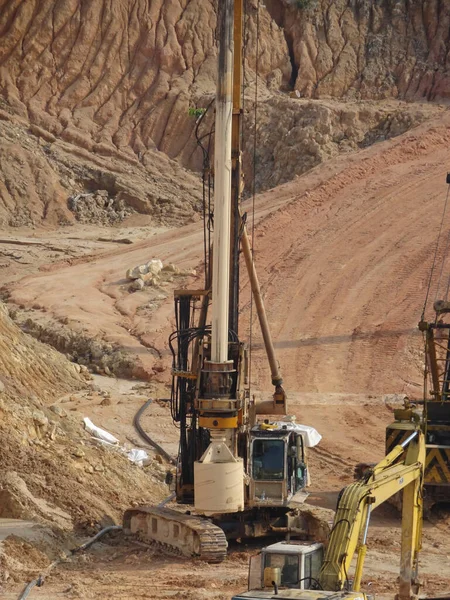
[83,417,150,466]
[127,448,150,467]
[252,417,321,448]
[83,417,119,445]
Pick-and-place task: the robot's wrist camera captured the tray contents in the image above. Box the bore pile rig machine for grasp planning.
[124,0,313,561]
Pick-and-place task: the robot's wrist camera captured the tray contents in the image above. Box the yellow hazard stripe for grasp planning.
[425,447,450,484]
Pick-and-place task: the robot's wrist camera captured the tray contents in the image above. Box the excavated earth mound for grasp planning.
[0,302,166,585]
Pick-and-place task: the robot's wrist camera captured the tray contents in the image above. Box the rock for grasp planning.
[49,404,67,418]
[179,268,197,276]
[146,259,163,275]
[162,263,178,273]
[73,448,85,458]
[0,379,4,393]
[126,265,148,280]
[48,422,57,441]
[100,397,112,406]
[127,259,162,283]
[32,410,49,427]
[130,278,145,291]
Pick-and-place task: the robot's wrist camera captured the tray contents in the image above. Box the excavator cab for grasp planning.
[242,541,324,594]
[249,425,307,507]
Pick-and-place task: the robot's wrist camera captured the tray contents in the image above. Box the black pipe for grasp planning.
[18,576,44,600]
[71,525,122,554]
[18,526,122,599]
[133,399,176,465]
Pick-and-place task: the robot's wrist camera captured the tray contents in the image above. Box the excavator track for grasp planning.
[123,506,227,562]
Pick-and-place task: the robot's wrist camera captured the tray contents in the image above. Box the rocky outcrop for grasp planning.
[0,0,289,167]
[0,113,203,227]
[268,0,450,100]
[244,96,443,191]
[0,0,292,225]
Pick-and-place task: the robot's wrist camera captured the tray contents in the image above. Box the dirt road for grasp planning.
[5,111,450,392]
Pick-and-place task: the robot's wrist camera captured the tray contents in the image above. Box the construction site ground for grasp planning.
[2,112,450,598]
[2,375,449,599]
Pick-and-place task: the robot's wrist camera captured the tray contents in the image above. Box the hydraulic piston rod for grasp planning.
[241,225,286,413]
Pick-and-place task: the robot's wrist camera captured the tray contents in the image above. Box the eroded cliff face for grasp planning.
[0,0,289,164]
[269,0,450,100]
[0,0,448,227]
[0,0,290,225]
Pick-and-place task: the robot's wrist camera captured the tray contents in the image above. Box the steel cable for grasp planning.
[422,186,450,320]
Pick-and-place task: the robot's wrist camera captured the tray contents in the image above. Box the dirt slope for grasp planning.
[244,112,450,395]
[0,302,167,585]
[5,110,450,395]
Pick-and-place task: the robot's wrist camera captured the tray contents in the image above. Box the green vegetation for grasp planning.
[188,107,206,118]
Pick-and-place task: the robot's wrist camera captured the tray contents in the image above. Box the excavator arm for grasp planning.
[320,430,425,600]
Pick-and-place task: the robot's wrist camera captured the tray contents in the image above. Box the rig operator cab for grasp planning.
[249,424,308,507]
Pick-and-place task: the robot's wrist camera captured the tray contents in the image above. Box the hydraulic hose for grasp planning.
[71,525,122,554]
[17,526,122,599]
[133,399,176,465]
[18,577,43,600]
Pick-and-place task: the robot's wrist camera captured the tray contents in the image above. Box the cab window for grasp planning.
[264,553,299,587]
[252,439,285,480]
[304,548,323,588]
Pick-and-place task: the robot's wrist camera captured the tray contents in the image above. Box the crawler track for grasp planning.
[123,506,227,562]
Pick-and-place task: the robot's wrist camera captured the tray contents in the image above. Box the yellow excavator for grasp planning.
[123,0,320,561]
[233,429,425,600]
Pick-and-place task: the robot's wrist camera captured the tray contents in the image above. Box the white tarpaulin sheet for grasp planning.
[83,416,119,445]
[284,422,321,447]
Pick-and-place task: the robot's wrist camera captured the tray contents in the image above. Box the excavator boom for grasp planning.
[321,429,425,597]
